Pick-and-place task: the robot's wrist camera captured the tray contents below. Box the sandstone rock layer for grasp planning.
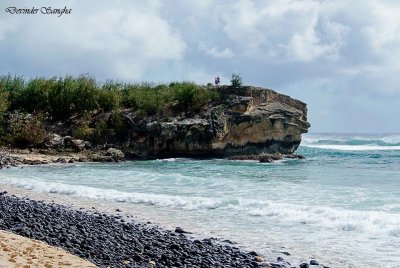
[123,86,310,159]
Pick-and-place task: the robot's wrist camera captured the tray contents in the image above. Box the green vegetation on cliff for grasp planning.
[0,75,219,119]
[0,75,220,148]
[0,87,8,122]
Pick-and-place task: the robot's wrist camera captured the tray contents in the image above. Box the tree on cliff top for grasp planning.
[231,73,242,87]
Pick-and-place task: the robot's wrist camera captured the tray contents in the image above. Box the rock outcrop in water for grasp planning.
[120,86,310,159]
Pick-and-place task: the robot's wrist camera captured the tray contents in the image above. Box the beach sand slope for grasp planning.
[0,230,97,268]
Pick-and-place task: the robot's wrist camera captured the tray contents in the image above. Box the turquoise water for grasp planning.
[1,133,400,267]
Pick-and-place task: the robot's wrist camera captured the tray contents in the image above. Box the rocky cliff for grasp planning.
[118,86,310,159]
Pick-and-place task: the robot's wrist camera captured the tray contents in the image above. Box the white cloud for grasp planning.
[198,43,234,59]
[286,19,349,62]
[222,0,266,49]
[338,64,380,76]
[220,0,350,62]
[0,16,20,41]
[0,0,186,80]
[361,1,400,51]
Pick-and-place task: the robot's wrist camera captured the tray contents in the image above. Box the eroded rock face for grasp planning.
[122,86,310,158]
[106,148,125,161]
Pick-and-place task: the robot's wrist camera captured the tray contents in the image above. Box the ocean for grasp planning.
[1,133,399,267]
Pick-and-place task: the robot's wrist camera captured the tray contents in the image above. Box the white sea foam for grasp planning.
[241,199,400,236]
[301,144,400,151]
[4,177,400,239]
[301,133,400,151]
[2,178,227,209]
[302,133,400,144]
[380,134,400,144]
[155,158,185,162]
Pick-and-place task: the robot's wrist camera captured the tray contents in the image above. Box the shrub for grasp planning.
[231,73,243,87]
[48,75,99,120]
[14,77,55,112]
[122,83,163,115]
[73,75,99,113]
[0,87,8,122]
[72,113,93,140]
[98,81,123,112]
[193,88,219,111]
[48,76,76,120]
[172,82,219,112]
[173,82,197,111]
[91,118,108,144]
[0,75,25,110]
[5,112,47,148]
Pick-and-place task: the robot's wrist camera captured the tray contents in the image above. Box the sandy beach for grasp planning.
[0,230,97,268]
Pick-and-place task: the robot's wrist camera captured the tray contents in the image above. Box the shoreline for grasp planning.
[0,147,125,169]
[0,147,305,170]
[0,191,273,268]
[0,183,328,268]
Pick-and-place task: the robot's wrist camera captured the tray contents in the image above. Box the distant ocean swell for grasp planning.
[301,133,400,151]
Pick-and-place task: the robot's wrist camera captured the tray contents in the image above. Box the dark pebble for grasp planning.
[174,227,191,234]
[0,193,281,268]
[249,251,259,256]
[270,263,284,268]
[222,239,236,244]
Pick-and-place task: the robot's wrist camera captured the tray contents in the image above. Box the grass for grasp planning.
[0,75,220,120]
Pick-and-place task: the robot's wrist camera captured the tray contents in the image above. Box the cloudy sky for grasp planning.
[1,0,399,132]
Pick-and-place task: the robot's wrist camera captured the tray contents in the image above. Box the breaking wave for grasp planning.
[3,177,400,238]
[301,133,400,151]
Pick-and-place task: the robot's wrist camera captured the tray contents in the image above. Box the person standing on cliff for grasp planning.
[214,76,220,86]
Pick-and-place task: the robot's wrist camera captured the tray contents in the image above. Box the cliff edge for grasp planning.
[121,86,310,158]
